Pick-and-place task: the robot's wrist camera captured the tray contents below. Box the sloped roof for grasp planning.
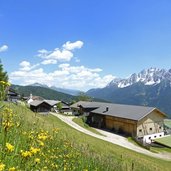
[71,101,167,121]
[30,100,60,107]
[30,100,44,107]
[44,100,60,106]
[70,101,101,109]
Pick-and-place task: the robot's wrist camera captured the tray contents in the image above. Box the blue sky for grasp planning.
[1,0,171,90]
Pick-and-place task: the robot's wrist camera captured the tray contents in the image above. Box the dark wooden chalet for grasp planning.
[30,100,59,113]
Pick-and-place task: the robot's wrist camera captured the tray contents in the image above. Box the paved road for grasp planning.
[51,112,171,160]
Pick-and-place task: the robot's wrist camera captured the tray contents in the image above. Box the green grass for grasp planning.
[127,137,142,147]
[154,136,171,148]
[1,102,171,171]
[150,146,171,153]
[164,119,171,128]
[72,117,104,136]
[127,137,171,154]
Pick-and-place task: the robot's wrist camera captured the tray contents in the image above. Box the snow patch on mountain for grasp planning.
[108,68,171,88]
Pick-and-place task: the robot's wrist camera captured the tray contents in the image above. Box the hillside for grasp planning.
[11,84,108,103]
[12,84,75,102]
[29,83,81,96]
[1,102,171,170]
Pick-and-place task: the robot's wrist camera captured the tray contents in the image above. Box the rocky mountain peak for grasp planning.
[108,68,171,88]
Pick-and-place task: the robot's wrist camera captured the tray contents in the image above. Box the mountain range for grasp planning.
[86,68,171,117]
[29,83,81,96]
[11,84,107,104]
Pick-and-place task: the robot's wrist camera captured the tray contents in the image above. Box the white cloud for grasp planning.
[62,41,83,50]
[37,49,50,58]
[46,49,73,61]
[41,59,57,65]
[0,45,8,52]
[10,40,114,90]
[19,60,39,71]
[10,63,115,91]
[37,40,83,64]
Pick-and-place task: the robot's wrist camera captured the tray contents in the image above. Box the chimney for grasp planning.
[30,94,33,99]
[106,106,109,111]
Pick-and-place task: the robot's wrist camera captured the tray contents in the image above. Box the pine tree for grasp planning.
[0,60,8,82]
[0,60,9,100]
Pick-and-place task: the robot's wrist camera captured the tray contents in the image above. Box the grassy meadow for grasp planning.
[72,117,104,136]
[154,135,171,148]
[0,102,171,171]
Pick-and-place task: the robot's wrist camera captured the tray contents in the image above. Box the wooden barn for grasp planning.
[71,101,167,143]
[30,100,59,113]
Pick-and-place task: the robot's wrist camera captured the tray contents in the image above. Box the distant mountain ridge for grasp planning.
[12,84,75,102]
[87,68,171,117]
[108,68,171,88]
[12,84,108,103]
[29,83,82,96]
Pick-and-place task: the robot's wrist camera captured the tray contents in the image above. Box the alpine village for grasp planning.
[1,1,171,171]
[1,61,171,171]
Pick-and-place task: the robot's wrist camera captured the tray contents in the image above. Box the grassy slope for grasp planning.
[154,136,171,148]
[9,103,171,171]
[72,117,104,136]
[164,119,171,128]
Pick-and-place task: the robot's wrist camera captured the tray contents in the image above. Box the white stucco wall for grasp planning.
[143,132,165,144]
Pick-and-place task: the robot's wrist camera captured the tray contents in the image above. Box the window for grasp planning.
[154,136,156,138]
[160,135,162,137]
[159,126,162,129]
[149,128,152,131]
[149,137,151,139]
[139,129,142,132]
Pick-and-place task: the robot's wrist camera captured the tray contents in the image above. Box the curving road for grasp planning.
[51,112,171,160]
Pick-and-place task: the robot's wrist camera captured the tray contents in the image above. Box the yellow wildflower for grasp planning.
[21,150,32,158]
[6,143,14,152]
[35,158,40,164]
[0,163,5,171]
[38,140,44,146]
[0,81,6,85]
[2,120,14,130]
[53,128,60,133]
[38,133,48,141]
[8,167,16,171]
[30,147,40,154]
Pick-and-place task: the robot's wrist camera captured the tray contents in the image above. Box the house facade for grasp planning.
[71,101,167,143]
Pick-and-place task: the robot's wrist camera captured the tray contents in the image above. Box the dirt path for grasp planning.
[51,112,171,160]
